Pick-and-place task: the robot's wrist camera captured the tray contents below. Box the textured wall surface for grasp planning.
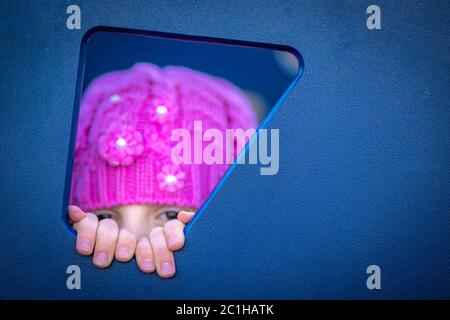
[0,0,449,299]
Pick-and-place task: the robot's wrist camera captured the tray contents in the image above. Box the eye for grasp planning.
[95,211,117,221]
[157,210,179,222]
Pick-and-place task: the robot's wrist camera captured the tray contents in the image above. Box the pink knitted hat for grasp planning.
[70,63,257,212]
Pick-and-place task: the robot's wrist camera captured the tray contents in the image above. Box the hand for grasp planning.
[68,205,195,278]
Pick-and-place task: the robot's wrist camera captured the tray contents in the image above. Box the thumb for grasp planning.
[68,205,86,224]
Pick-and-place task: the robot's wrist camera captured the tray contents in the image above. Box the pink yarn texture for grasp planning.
[70,63,257,211]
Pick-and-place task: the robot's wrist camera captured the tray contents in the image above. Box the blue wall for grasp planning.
[0,0,449,299]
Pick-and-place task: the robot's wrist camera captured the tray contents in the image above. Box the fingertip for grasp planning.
[177,211,195,224]
[76,238,93,256]
[164,220,185,251]
[68,205,86,222]
[93,251,111,268]
[139,258,156,274]
[136,238,155,273]
[159,261,176,278]
[168,237,184,251]
[115,228,137,262]
[68,204,80,211]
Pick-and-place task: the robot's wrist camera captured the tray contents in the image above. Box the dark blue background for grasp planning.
[1,0,449,299]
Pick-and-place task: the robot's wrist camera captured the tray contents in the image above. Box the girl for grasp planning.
[69,63,257,278]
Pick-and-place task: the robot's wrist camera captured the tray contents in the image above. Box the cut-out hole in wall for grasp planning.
[62,26,302,274]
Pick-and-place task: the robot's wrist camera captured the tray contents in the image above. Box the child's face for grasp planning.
[69,204,196,277]
[94,204,196,239]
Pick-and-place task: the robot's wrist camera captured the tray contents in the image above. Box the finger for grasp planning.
[149,227,176,278]
[68,205,86,224]
[93,218,119,268]
[135,237,155,273]
[73,212,98,256]
[115,228,137,262]
[177,210,196,224]
[163,219,185,251]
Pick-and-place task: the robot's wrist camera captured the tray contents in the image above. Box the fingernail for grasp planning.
[168,235,179,247]
[117,247,130,259]
[78,239,92,253]
[143,259,155,272]
[161,262,174,275]
[94,252,109,266]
